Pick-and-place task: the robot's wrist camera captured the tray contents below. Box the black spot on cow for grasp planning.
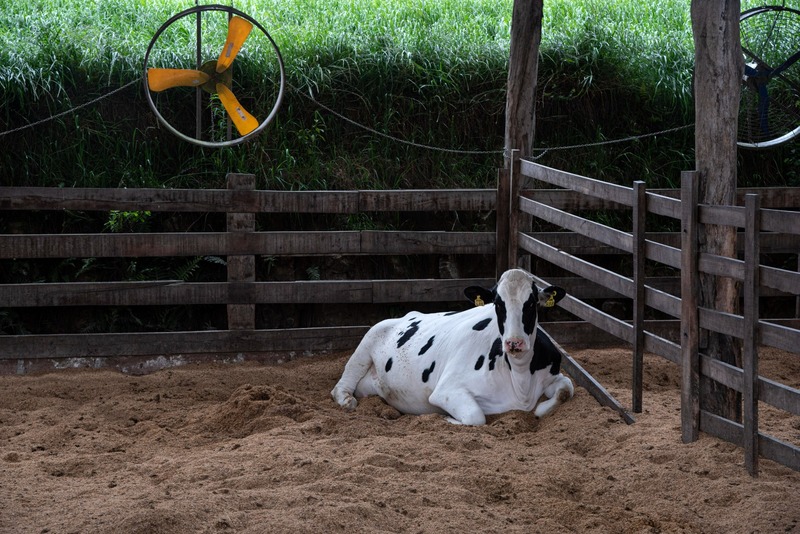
[385,358,393,373]
[530,328,561,374]
[397,320,421,348]
[472,318,492,331]
[443,310,462,316]
[494,298,507,335]
[474,355,485,371]
[522,290,538,335]
[422,361,436,383]
[418,335,435,356]
[488,337,503,371]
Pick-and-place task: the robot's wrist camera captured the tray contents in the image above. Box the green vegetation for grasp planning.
[1,0,798,191]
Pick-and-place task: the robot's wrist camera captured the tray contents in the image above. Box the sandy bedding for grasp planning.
[1,346,798,533]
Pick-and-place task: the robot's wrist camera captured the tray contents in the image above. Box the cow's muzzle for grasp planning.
[504,338,528,355]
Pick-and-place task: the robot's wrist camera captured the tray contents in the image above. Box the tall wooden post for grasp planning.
[632,181,646,413]
[681,171,701,443]
[504,0,543,272]
[691,0,743,421]
[504,0,543,169]
[743,193,761,475]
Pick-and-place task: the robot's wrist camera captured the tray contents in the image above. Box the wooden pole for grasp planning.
[632,181,646,413]
[226,173,256,330]
[508,150,521,270]
[743,193,761,475]
[504,0,543,169]
[681,170,700,443]
[496,167,510,277]
[691,0,743,421]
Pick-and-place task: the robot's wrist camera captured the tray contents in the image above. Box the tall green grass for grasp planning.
[1,0,798,190]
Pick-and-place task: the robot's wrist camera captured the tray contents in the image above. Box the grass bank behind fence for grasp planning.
[0,0,797,190]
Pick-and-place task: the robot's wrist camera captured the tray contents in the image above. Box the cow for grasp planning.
[331,268,574,425]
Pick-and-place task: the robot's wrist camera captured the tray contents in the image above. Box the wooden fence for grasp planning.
[509,158,800,475]
[0,174,499,371]
[1,165,799,474]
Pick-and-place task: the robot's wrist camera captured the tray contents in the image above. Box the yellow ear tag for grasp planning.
[544,294,555,308]
[474,296,485,307]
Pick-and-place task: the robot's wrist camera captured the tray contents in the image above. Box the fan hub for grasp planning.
[199,60,233,93]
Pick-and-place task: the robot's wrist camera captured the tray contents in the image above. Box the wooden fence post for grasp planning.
[743,193,761,475]
[508,149,521,270]
[681,170,701,443]
[632,181,646,413]
[227,173,256,330]
[496,167,510,277]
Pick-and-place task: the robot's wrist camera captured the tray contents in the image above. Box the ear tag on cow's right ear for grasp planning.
[544,294,555,308]
[474,296,485,307]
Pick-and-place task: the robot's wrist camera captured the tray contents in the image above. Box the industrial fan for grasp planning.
[143,4,285,148]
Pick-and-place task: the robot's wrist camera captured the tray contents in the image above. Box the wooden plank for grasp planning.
[743,193,761,475]
[361,231,495,255]
[681,171,701,443]
[643,332,681,364]
[521,189,629,210]
[644,240,682,270]
[538,327,635,425]
[371,278,495,303]
[760,321,800,354]
[761,208,800,234]
[519,233,633,299]
[0,187,360,213]
[0,230,498,259]
[0,327,371,359]
[698,251,745,282]
[520,196,633,253]
[699,204,745,228]
[700,410,800,472]
[0,279,498,307]
[0,232,256,258]
[632,181,646,413]
[556,294,634,344]
[645,285,682,318]
[761,265,800,296]
[759,376,800,416]
[520,160,634,206]
[358,189,495,212]
[645,191,681,219]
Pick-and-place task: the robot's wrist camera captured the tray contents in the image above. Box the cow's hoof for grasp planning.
[341,396,357,411]
[331,388,358,411]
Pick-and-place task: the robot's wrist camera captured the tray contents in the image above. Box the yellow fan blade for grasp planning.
[216,16,253,73]
[216,83,259,136]
[147,68,210,92]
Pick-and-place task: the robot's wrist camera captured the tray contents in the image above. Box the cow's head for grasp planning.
[464,269,565,356]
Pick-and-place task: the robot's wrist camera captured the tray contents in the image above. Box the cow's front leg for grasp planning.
[533,373,574,418]
[429,386,486,425]
[331,346,376,411]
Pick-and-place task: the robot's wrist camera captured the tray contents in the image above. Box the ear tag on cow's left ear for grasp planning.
[544,293,556,308]
[474,296,485,307]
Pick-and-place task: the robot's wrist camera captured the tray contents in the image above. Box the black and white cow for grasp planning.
[331,268,574,425]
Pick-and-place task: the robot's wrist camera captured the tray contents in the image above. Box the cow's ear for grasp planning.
[538,286,566,308]
[464,286,494,307]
